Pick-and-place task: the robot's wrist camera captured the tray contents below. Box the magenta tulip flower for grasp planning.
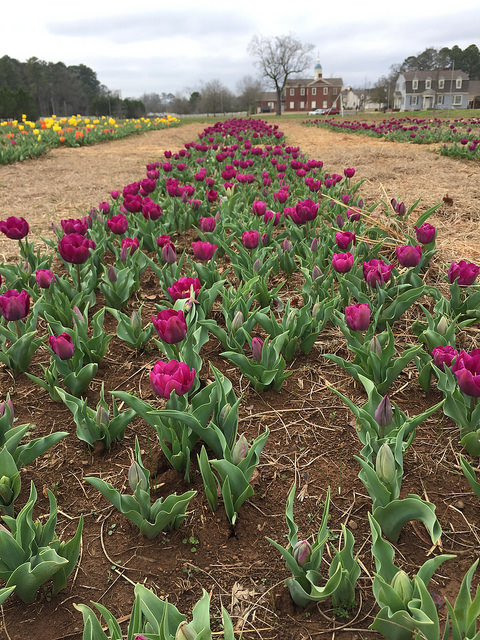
[252,200,267,216]
[35,269,55,289]
[288,198,318,225]
[58,233,96,264]
[414,223,436,244]
[167,276,201,302]
[60,217,88,235]
[363,259,394,287]
[242,230,260,249]
[156,234,172,248]
[345,303,371,331]
[452,350,480,397]
[396,245,422,268]
[149,359,196,398]
[49,333,75,360]
[107,213,128,235]
[0,216,29,240]
[152,309,187,344]
[0,289,30,321]
[432,345,458,370]
[251,337,263,362]
[120,237,140,260]
[448,260,480,287]
[335,231,356,251]
[161,242,177,264]
[332,252,354,273]
[191,241,217,261]
[199,216,216,232]
[344,167,355,178]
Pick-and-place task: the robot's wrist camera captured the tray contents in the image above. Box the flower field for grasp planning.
[0,114,179,165]
[304,113,480,161]
[1,118,480,640]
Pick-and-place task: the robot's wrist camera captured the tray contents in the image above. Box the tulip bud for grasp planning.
[231,310,244,333]
[261,232,269,246]
[95,405,109,428]
[312,301,322,319]
[22,260,32,275]
[375,395,393,428]
[282,237,292,252]
[130,310,141,332]
[436,316,449,336]
[286,309,296,327]
[312,265,322,281]
[292,540,312,567]
[0,476,13,504]
[128,461,148,492]
[217,403,231,428]
[107,265,117,283]
[231,434,249,464]
[370,336,382,357]
[391,570,413,605]
[375,443,396,486]
[251,337,263,362]
[397,202,406,216]
[175,622,196,640]
[310,237,319,252]
[162,242,177,264]
[0,399,14,427]
[336,214,344,228]
[72,305,85,325]
[253,258,262,273]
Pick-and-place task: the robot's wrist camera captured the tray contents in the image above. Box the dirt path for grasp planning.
[1,119,479,263]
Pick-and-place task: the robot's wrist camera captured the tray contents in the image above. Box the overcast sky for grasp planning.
[3,0,479,98]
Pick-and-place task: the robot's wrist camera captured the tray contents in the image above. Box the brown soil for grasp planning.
[0,120,480,640]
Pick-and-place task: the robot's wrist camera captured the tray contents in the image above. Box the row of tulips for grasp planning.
[1,116,480,638]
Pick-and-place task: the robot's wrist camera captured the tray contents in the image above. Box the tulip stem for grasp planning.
[76,264,81,291]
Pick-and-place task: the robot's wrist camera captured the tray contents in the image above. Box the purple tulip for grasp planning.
[335,231,356,251]
[332,252,354,273]
[0,216,29,240]
[252,200,267,216]
[345,303,371,331]
[60,217,88,235]
[414,223,436,244]
[363,259,394,287]
[375,395,393,427]
[58,233,96,264]
[0,289,30,321]
[149,359,196,398]
[395,245,422,268]
[49,333,75,360]
[346,208,361,222]
[287,198,318,225]
[0,398,14,426]
[167,276,201,302]
[242,230,260,249]
[161,242,177,264]
[344,167,355,178]
[35,269,55,289]
[199,216,216,232]
[191,241,217,261]
[452,350,480,397]
[448,260,480,287]
[432,345,458,370]
[251,337,263,362]
[121,237,139,257]
[152,309,187,344]
[107,214,128,235]
[156,234,172,247]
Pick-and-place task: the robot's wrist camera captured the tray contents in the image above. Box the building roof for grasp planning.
[400,69,469,80]
[285,76,343,87]
[469,80,480,97]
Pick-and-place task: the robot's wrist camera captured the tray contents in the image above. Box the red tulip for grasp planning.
[149,359,196,398]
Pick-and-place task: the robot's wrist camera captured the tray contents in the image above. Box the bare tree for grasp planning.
[248,34,314,115]
[236,75,263,115]
[199,79,234,116]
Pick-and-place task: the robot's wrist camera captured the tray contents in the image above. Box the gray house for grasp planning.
[394,70,469,111]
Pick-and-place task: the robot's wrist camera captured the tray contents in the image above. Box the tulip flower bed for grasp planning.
[0,113,180,165]
[2,116,480,640]
[304,114,480,159]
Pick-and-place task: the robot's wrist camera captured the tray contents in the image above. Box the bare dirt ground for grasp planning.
[0,119,480,640]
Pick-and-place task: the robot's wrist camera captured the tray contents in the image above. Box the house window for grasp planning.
[289,88,294,96]
[453,94,462,105]
[289,101,294,109]
[311,100,316,108]
[439,78,445,89]
[425,78,431,89]
[323,100,328,108]
[411,95,418,105]
[333,87,338,95]
[412,79,418,90]
[437,95,444,104]
[323,87,328,95]
[300,88,305,96]
[311,87,316,95]
[300,101,305,109]
[456,77,462,89]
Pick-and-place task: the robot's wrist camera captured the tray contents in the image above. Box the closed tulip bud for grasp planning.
[292,540,312,567]
[375,443,396,485]
[107,265,117,283]
[96,405,109,428]
[336,213,345,228]
[312,301,322,318]
[370,336,382,357]
[218,403,231,428]
[175,622,197,640]
[0,477,13,504]
[286,309,296,326]
[282,237,292,252]
[251,337,263,362]
[0,399,14,426]
[231,434,249,464]
[72,305,85,325]
[130,310,141,331]
[375,395,393,428]
[231,310,244,333]
[312,265,322,281]
[128,461,148,492]
[311,237,319,252]
[391,570,413,605]
[436,316,449,336]
[253,258,262,273]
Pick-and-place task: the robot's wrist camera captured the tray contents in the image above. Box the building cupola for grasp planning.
[314,61,323,81]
